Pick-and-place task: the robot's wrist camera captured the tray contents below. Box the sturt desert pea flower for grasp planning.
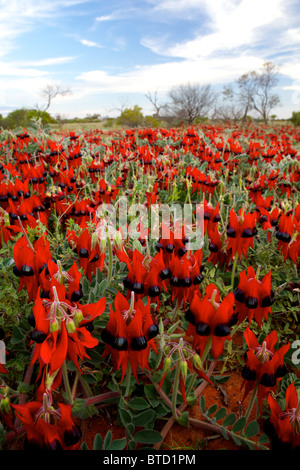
[241,328,290,413]
[13,234,53,302]
[12,391,82,450]
[234,266,274,327]
[67,222,104,280]
[276,212,300,264]
[263,382,300,451]
[29,281,106,376]
[101,292,159,382]
[207,223,230,269]
[185,284,236,359]
[226,208,258,259]
[0,208,21,249]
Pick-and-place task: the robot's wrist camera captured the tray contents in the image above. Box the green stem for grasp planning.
[201,336,212,364]
[231,253,239,290]
[106,236,113,288]
[62,361,74,405]
[243,380,258,423]
[171,354,181,421]
[124,362,132,398]
[84,391,121,407]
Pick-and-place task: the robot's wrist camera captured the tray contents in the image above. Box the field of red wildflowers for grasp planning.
[0,122,299,452]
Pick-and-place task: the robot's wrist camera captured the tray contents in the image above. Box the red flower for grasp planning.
[101,292,158,381]
[264,382,300,450]
[226,208,257,259]
[12,392,82,450]
[30,282,106,376]
[234,266,274,327]
[186,284,236,359]
[241,327,290,412]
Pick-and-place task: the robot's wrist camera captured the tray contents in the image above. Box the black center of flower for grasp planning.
[166,243,175,253]
[234,288,245,303]
[132,282,144,294]
[131,335,147,351]
[79,248,89,258]
[148,285,161,297]
[226,226,236,238]
[214,323,230,337]
[21,264,35,277]
[160,268,171,280]
[31,329,47,343]
[196,322,210,336]
[113,336,128,351]
[193,274,204,285]
[245,296,258,309]
[208,242,219,253]
[147,323,159,340]
[241,228,253,238]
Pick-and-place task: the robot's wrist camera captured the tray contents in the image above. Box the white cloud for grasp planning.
[95,15,113,22]
[13,56,77,67]
[143,0,285,59]
[80,39,102,48]
[76,54,264,94]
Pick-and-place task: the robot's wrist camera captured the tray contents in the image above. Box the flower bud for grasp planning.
[162,357,172,375]
[99,236,107,254]
[66,318,76,334]
[179,359,188,384]
[91,231,99,251]
[192,354,204,372]
[1,397,10,414]
[50,318,60,333]
[74,309,84,326]
[113,230,123,252]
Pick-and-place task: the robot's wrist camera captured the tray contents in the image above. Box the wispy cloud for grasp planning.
[95,15,114,22]
[80,39,102,48]
[13,56,77,67]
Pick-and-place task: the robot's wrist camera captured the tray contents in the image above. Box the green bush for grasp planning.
[290,111,300,126]
[1,108,56,130]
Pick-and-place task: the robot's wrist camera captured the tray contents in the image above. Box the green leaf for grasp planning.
[132,410,156,427]
[232,416,246,433]
[107,438,127,450]
[72,398,98,419]
[199,395,206,414]
[118,409,132,427]
[128,440,136,450]
[220,426,230,440]
[245,420,260,438]
[125,423,135,440]
[207,404,218,416]
[129,397,150,411]
[222,412,236,427]
[133,430,163,444]
[93,433,103,450]
[258,433,270,444]
[103,430,112,450]
[231,433,242,446]
[214,407,227,421]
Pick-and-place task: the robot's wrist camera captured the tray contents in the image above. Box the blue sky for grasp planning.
[0,0,300,119]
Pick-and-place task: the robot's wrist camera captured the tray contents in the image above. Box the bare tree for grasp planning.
[214,85,244,122]
[237,62,280,123]
[37,83,72,112]
[165,82,216,124]
[237,72,257,122]
[145,90,166,118]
